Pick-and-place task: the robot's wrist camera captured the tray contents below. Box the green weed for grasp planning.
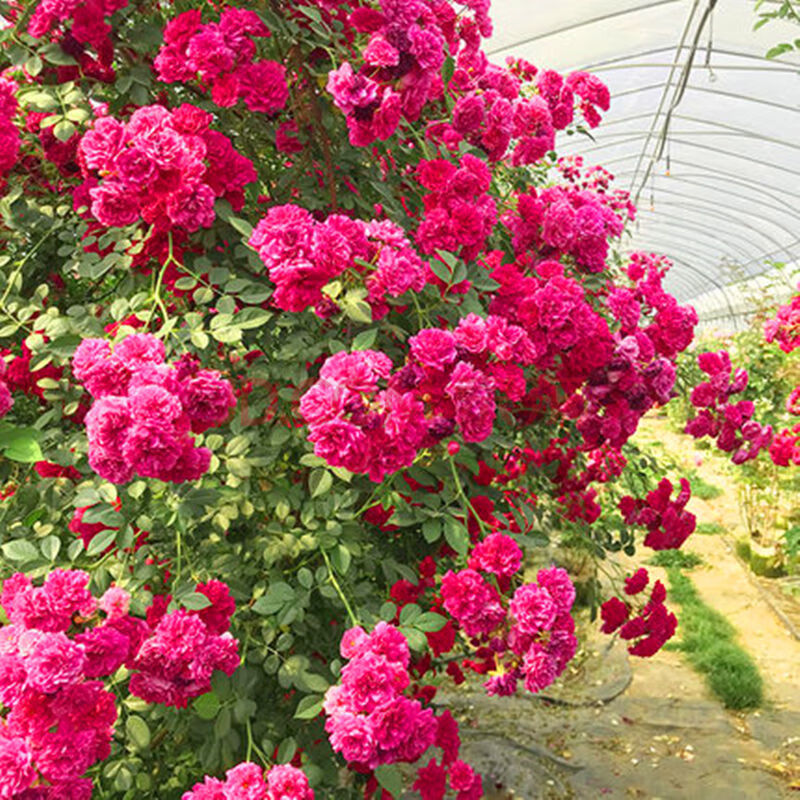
[666,567,764,710]
[648,550,703,569]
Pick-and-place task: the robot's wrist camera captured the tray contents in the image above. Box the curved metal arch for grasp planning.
[624,187,800,244]
[611,169,800,216]
[571,135,800,180]
[581,42,800,71]
[603,156,800,206]
[630,214,764,264]
[556,113,800,154]
[663,257,741,318]
[484,0,686,56]
[628,235,743,271]
[636,199,796,256]
[611,81,800,115]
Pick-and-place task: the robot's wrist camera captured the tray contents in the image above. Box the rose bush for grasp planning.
[0,0,721,796]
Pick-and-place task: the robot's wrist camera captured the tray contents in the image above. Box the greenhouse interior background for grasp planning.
[0,0,798,798]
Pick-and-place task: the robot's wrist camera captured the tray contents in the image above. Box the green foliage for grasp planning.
[647,549,703,570]
[695,521,725,535]
[666,567,764,710]
[685,470,723,501]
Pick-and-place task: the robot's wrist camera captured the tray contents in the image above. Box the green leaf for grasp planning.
[52,120,76,142]
[228,216,254,239]
[309,469,333,498]
[443,516,469,555]
[40,535,61,562]
[375,764,403,798]
[234,308,272,330]
[252,582,295,616]
[39,43,78,66]
[0,424,43,463]
[330,544,351,575]
[125,716,151,751]
[194,691,221,720]
[766,42,793,58]
[399,603,421,625]
[351,328,377,350]
[181,592,213,611]
[276,736,297,764]
[2,539,40,563]
[379,601,397,621]
[86,528,117,556]
[415,612,447,632]
[294,694,323,719]
[421,518,442,543]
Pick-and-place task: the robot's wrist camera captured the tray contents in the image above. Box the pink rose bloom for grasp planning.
[0,736,36,797]
[266,764,314,800]
[167,182,216,231]
[113,333,165,371]
[179,370,236,432]
[409,329,457,370]
[99,586,131,619]
[224,762,266,800]
[74,625,128,677]
[26,631,85,692]
[468,533,522,578]
[90,181,140,227]
[509,584,557,635]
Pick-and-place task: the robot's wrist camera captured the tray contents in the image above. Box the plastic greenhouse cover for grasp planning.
[487,0,800,322]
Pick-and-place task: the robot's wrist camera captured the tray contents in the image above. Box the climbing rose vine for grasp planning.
[0,0,766,796]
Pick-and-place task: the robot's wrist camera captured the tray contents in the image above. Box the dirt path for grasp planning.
[449,414,800,799]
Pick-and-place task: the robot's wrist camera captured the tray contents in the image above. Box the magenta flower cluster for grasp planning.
[78,103,256,231]
[183,762,314,800]
[764,285,800,353]
[0,357,13,420]
[415,155,497,262]
[619,478,696,550]
[325,0,461,146]
[323,622,436,769]
[248,204,428,317]
[155,9,288,114]
[600,568,677,657]
[72,333,236,484]
[28,0,128,51]
[440,558,577,697]
[0,79,19,182]
[0,571,125,799]
[130,581,239,708]
[300,316,538,479]
[685,350,773,464]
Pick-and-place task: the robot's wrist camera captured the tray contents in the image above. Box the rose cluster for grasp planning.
[685,350,773,464]
[248,204,428,316]
[619,478,696,551]
[0,357,12,420]
[323,622,437,769]
[300,316,538,480]
[72,333,236,484]
[183,762,314,800]
[505,184,627,273]
[414,155,498,263]
[28,0,128,59]
[764,285,800,353]
[0,79,19,182]
[155,9,289,114]
[78,103,256,231]
[0,571,125,799]
[325,0,460,146]
[440,556,577,697]
[130,581,240,708]
[600,568,677,657]
[768,386,800,467]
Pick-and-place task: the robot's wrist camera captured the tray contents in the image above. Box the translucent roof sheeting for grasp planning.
[487,1,800,320]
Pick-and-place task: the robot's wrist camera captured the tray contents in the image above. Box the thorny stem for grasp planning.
[320,547,359,627]
[447,452,490,537]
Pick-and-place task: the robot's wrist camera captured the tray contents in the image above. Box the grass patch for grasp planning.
[696,521,725,535]
[666,567,764,710]
[648,550,704,570]
[687,470,724,501]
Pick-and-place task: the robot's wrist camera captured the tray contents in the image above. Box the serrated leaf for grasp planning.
[181,592,212,611]
[351,328,377,350]
[309,468,333,498]
[40,535,61,562]
[86,528,117,555]
[421,518,441,543]
[276,736,297,764]
[193,691,221,720]
[125,716,151,751]
[2,540,40,563]
[415,612,447,632]
[53,120,76,142]
[294,694,323,719]
[375,764,403,798]
[443,517,469,555]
